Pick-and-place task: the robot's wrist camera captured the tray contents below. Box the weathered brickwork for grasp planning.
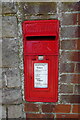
[8,105,22,118]
[2,16,18,38]
[1,1,80,119]
[1,2,22,119]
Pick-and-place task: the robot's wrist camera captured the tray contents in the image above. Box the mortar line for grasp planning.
[73,84,75,94]
[70,104,73,113]
[59,93,80,95]
[23,102,80,105]
[2,13,16,16]
[59,83,79,85]
[61,11,80,14]
[74,62,77,73]
[77,12,79,25]
[25,111,80,114]
[60,73,80,75]
[60,49,80,52]
[6,106,8,120]
[60,38,80,40]
[16,3,26,118]
[61,25,80,27]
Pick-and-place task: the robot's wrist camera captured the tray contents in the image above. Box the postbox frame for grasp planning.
[22,20,59,102]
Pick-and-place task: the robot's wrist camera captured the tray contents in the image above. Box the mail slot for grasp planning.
[22,20,59,102]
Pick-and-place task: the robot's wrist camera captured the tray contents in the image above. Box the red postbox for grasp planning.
[22,20,59,102]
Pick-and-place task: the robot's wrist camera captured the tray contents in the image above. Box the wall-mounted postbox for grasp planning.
[22,20,59,102]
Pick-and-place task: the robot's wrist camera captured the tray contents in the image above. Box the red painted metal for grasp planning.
[22,20,59,102]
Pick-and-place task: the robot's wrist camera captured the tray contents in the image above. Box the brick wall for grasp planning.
[1,2,80,119]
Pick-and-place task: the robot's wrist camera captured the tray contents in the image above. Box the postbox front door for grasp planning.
[22,20,59,102]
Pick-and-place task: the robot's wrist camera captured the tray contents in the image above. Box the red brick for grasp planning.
[26,113,43,118]
[61,26,80,38]
[42,104,55,113]
[74,85,80,94]
[77,39,80,50]
[55,104,71,113]
[42,114,54,118]
[61,13,77,25]
[61,40,77,50]
[72,74,80,83]
[42,104,71,113]
[61,39,80,50]
[26,113,54,118]
[76,63,80,73]
[24,103,39,112]
[72,105,80,113]
[56,114,79,118]
[60,74,80,84]
[60,85,73,93]
[60,51,80,62]
[60,63,74,73]
[60,95,80,103]
[71,52,80,62]
[78,13,80,25]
